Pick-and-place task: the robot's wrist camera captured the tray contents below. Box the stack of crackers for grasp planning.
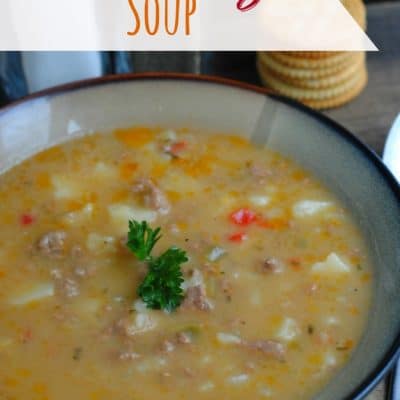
[257,0,368,110]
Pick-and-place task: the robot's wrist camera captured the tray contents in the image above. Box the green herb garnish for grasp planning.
[127,220,188,312]
[127,220,161,261]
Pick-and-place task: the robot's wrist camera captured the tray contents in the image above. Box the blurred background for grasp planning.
[0,0,398,155]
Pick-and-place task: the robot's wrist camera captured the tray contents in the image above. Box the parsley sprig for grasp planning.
[127,220,188,312]
[127,220,161,262]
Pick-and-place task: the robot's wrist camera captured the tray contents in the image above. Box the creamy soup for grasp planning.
[0,127,372,400]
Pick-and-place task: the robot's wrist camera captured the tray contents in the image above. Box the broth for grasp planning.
[0,127,372,399]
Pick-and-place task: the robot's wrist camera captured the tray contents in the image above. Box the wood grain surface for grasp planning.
[325,1,400,157]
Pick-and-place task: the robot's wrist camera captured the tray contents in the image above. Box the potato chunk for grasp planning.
[108,204,157,234]
[92,162,118,179]
[51,175,83,199]
[292,200,333,218]
[276,317,300,342]
[62,203,94,225]
[86,233,116,253]
[8,282,54,306]
[311,253,351,275]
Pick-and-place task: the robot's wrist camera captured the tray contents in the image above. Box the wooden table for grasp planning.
[326,1,400,158]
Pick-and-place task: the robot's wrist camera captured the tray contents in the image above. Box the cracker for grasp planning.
[257,52,363,80]
[280,52,342,60]
[342,0,366,29]
[269,51,361,70]
[304,68,367,109]
[258,62,367,102]
[257,53,365,89]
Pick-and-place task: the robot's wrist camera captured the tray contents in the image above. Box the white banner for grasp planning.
[0,0,377,51]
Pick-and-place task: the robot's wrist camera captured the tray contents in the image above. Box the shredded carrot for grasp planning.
[33,382,47,395]
[4,377,18,387]
[35,172,51,188]
[119,162,138,181]
[34,146,64,163]
[307,353,323,366]
[349,305,360,315]
[227,135,250,147]
[16,368,31,378]
[1,213,13,224]
[292,171,307,181]
[166,191,181,202]
[177,222,188,230]
[114,126,156,148]
[176,158,213,177]
[288,257,302,271]
[111,189,130,202]
[361,273,371,283]
[257,218,288,230]
[83,192,98,203]
[344,339,354,349]
[151,164,167,179]
[66,200,84,212]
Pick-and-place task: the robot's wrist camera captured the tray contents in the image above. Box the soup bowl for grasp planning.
[0,74,399,399]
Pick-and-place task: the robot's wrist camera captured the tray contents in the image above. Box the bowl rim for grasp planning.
[1,72,400,399]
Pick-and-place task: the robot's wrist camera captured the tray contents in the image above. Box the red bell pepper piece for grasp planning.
[228,232,247,243]
[230,208,257,226]
[20,214,35,226]
[169,141,187,156]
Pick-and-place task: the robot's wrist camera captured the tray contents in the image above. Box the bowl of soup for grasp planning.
[0,74,399,400]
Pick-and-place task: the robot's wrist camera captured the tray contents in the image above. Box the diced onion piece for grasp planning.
[181,269,205,290]
[63,203,94,225]
[0,337,14,348]
[133,299,148,313]
[217,332,242,345]
[86,233,116,253]
[159,129,177,141]
[199,381,215,392]
[51,175,83,199]
[259,386,273,397]
[249,195,270,207]
[8,282,54,306]
[125,313,156,336]
[208,247,226,262]
[201,355,212,364]
[108,204,157,234]
[311,253,351,275]
[136,356,165,373]
[292,200,333,218]
[161,171,201,194]
[324,316,340,326]
[276,317,300,342]
[227,374,249,385]
[73,298,102,315]
[323,351,337,368]
[250,290,261,306]
[93,162,118,179]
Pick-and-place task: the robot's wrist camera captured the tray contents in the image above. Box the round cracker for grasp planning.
[342,0,366,29]
[257,53,365,90]
[304,69,367,109]
[269,51,361,70]
[280,51,342,60]
[258,62,367,101]
[257,52,363,80]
